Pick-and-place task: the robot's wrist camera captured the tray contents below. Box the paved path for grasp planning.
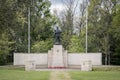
[50,71,72,80]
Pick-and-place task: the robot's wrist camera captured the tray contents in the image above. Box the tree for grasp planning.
[12,0,56,52]
[0,33,12,65]
[0,0,17,64]
[59,0,79,49]
[87,0,120,65]
[68,32,85,53]
[30,0,56,52]
[110,4,120,65]
[0,0,57,65]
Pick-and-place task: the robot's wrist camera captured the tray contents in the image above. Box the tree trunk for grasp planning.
[108,53,110,65]
[105,54,108,65]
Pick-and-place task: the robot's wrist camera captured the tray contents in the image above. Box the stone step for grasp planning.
[36,65,47,69]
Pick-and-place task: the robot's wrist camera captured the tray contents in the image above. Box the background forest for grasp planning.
[0,0,120,65]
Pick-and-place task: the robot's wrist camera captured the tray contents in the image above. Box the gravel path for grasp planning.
[50,71,72,80]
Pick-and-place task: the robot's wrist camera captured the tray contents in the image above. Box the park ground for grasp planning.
[0,66,120,80]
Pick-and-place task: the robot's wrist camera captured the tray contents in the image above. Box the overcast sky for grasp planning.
[50,0,84,13]
[50,0,64,13]
[50,0,62,4]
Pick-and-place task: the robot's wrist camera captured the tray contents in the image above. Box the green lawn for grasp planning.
[69,71,120,80]
[0,69,50,80]
[0,66,120,80]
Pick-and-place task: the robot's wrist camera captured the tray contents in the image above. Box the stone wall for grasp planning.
[14,53,47,65]
[14,53,102,66]
[68,53,102,66]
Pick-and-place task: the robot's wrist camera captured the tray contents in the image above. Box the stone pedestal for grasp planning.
[48,45,67,68]
[81,60,92,71]
[25,61,36,71]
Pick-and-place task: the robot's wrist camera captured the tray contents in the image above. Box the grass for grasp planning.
[0,66,50,80]
[0,65,120,80]
[69,71,120,80]
[58,73,65,79]
[0,65,24,70]
[93,66,120,71]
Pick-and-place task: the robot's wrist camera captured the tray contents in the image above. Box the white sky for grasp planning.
[50,0,83,14]
[50,0,64,14]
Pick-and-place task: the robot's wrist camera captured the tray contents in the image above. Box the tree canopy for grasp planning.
[0,0,120,65]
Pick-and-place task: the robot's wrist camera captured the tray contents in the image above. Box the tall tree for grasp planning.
[59,0,79,49]
[0,0,17,64]
[30,0,57,52]
[13,0,56,52]
[0,0,57,64]
[88,0,120,65]
[110,3,120,65]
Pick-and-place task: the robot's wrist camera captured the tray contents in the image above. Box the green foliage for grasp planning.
[0,0,120,65]
[0,0,56,64]
[0,33,12,65]
[87,0,120,65]
[111,6,120,41]
[0,0,16,33]
[59,0,75,49]
[61,31,71,50]
[30,0,56,53]
[110,53,120,65]
[0,0,17,65]
[31,39,53,52]
[68,35,85,53]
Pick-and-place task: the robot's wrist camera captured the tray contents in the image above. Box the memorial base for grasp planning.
[48,45,67,68]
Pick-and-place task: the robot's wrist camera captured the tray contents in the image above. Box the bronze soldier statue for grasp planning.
[54,27,61,45]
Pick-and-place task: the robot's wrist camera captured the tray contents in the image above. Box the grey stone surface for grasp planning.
[25,60,36,71]
[68,53,102,65]
[14,53,102,67]
[48,45,67,68]
[81,60,92,71]
[14,53,47,65]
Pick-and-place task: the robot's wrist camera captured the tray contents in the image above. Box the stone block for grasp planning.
[81,60,92,71]
[25,60,36,71]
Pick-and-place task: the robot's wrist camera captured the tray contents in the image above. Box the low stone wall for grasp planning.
[68,53,102,66]
[14,53,47,65]
[14,53,102,66]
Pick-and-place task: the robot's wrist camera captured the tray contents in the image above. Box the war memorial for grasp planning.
[14,27,102,71]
